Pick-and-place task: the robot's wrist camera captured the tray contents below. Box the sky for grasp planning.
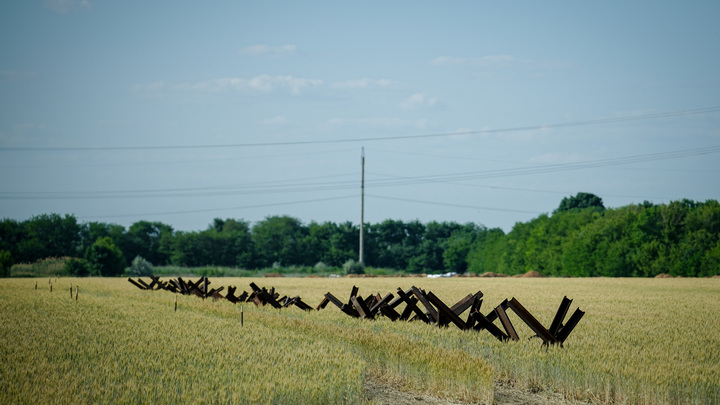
[1,1,719,233]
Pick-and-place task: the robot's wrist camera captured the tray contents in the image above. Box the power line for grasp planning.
[3,145,718,200]
[366,194,543,214]
[368,145,720,185]
[0,147,359,169]
[367,172,675,200]
[77,195,357,220]
[2,106,718,152]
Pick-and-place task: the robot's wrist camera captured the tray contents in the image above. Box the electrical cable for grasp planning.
[2,145,717,200]
[77,194,358,220]
[2,106,718,152]
[366,194,543,214]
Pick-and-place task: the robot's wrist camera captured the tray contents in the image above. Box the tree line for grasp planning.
[1,193,718,277]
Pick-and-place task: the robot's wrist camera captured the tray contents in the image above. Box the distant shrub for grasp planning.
[0,250,11,278]
[197,267,225,277]
[343,259,365,275]
[10,257,71,277]
[65,258,90,277]
[85,237,125,277]
[128,256,154,277]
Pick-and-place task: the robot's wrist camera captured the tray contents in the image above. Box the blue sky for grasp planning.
[1,1,719,232]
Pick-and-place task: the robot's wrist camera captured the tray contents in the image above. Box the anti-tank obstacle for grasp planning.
[127,276,313,312]
[127,276,584,345]
[321,285,584,346]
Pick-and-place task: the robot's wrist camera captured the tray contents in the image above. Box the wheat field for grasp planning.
[1,277,718,404]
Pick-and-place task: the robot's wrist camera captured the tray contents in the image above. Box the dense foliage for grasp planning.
[1,194,718,277]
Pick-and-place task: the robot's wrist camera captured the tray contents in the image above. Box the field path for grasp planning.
[365,378,583,405]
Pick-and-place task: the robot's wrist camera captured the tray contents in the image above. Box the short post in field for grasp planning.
[70,285,73,298]
[175,295,177,312]
[35,281,37,290]
[50,283,52,293]
[241,305,244,327]
[75,286,78,301]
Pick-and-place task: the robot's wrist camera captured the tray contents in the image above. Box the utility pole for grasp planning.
[359,147,365,266]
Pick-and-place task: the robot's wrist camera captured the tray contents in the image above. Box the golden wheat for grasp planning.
[1,276,718,404]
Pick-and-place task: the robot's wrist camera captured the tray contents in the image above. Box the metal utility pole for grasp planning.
[359,147,365,266]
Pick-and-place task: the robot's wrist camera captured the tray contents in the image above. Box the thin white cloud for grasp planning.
[400,93,438,111]
[431,54,518,68]
[136,75,401,97]
[326,117,428,129]
[179,75,322,95]
[45,0,91,13]
[529,152,584,165]
[132,81,165,93]
[430,54,571,70]
[260,116,287,125]
[239,44,298,57]
[331,78,397,90]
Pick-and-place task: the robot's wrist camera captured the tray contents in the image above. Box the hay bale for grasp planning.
[264,273,284,278]
[654,273,674,278]
[478,272,509,278]
[514,270,544,278]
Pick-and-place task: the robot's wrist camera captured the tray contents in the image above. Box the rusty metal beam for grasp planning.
[466,298,483,328]
[555,308,585,344]
[549,296,572,337]
[324,292,345,309]
[380,305,401,321]
[316,296,330,310]
[395,288,428,322]
[127,278,147,290]
[411,286,438,323]
[451,291,483,316]
[471,312,508,342]
[494,305,519,341]
[485,299,507,323]
[325,292,359,317]
[426,291,467,330]
[389,288,413,309]
[507,298,558,345]
[290,296,314,311]
[256,288,282,309]
[369,293,394,315]
[351,296,374,319]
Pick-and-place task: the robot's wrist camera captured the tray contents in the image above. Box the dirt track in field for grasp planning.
[365,378,584,405]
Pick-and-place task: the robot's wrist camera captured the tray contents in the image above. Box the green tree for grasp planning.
[251,216,306,268]
[442,224,481,273]
[554,192,605,214]
[79,222,126,258]
[168,231,214,267]
[64,258,90,277]
[17,214,81,262]
[0,250,12,277]
[85,237,125,276]
[302,221,357,267]
[125,221,173,266]
[466,227,505,274]
[0,219,22,261]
